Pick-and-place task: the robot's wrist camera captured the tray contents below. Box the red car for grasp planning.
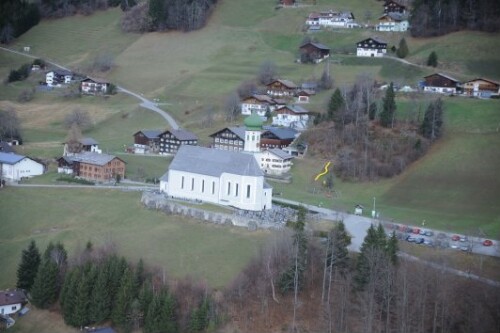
[483,240,493,247]
[451,235,460,241]
[412,228,421,234]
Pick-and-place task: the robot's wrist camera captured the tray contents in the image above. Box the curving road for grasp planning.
[0,46,179,129]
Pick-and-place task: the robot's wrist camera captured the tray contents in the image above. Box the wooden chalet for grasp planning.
[133,130,163,153]
[63,137,101,156]
[280,0,295,6]
[383,0,406,14]
[266,79,298,97]
[159,129,198,155]
[423,73,461,94]
[210,127,246,151]
[57,153,125,182]
[272,105,310,130]
[463,78,500,98]
[241,94,276,116]
[261,126,298,149]
[356,38,387,57]
[299,41,330,63]
[80,77,110,95]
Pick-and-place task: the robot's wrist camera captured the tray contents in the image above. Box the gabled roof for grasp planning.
[378,12,406,21]
[168,146,263,178]
[134,130,163,139]
[47,69,73,76]
[0,152,25,165]
[161,129,198,141]
[242,94,276,104]
[209,127,246,140]
[0,290,27,306]
[82,77,110,84]
[464,78,500,85]
[80,137,99,145]
[299,41,330,51]
[267,79,298,89]
[424,73,460,83]
[265,148,294,160]
[64,152,124,167]
[357,37,387,45]
[263,126,298,140]
[276,105,310,114]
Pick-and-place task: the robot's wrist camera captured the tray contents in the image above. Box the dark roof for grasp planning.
[134,130,163,139]
[0,290,27,307]
[80,137,99,145]
[263,126,298,140]
[47,69,73,76]
[0,152,25,165]
[357,37,387,45]
[242,94,275,104]
[267,79,298,89]
[379,12,406,21]
[209,127,246,140]
[86,328,117,333]
[266,148,294,160]
[161,129,198,141]
[82,77,110,84]
[276,105,310,114]
[300,41,330,50]
[64,152,124,166]
[424,73,460,83]
[167,146,263,178]
[0,141,13,153]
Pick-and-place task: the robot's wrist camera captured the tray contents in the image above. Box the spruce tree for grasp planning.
[386,232,399,265]
[73,267,95,328]
[379,82,396,128]
[427,51,438,67]
[144,293,162,333]
[89,262,112,323]
[354,224,382,290]
[30,258,59,309]
[327,88,344,122]
[16,240,41,291]
[421,98,444,141]
[328,221,351,273]
[396,38,409,58]
[61,267,81,326]
[112,268,136,329]
[159,291,177,333]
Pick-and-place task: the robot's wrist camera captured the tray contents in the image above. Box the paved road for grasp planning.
[0,46,179,129]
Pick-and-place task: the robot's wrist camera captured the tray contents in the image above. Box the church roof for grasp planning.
[244,113,264,130]
[168,146,263,178]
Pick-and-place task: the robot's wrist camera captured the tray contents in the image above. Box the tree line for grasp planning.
[306,74,444,180]
[16,240,219,332]
[410,0,500,37]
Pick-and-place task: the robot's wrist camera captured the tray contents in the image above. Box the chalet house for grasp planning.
[266,79,298,97]
[46,70,73,87]
[159,129,198,155]
[133,130,163,154]
[423,73,461,94]
[299,41,330,63]
[210,127,246,151]
[356,38,387,57]
[81,78,110,95]
[0,290,27,316]
[0,152,44,181]
[384,0,407,14]
[261,126,298,149]
[296,89,315,103]
[160,145,272,211]
[375,13,409,32]
[272,105,310,130]
[57,152,125,182]
[305,10,357,28]
[63,137,101,156]
[463,78,500,98]
[241,95,276,117]
[259,149,294,175]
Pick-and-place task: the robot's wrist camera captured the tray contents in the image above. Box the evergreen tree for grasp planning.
[190,298,209,332]
[112,268,136,329]
[16,240,41,291]
[379,82,396,128]
[354,224,382,290]
[327,88,344,122]
[30,257,59,309]
[427,51,438,67]
[386,231,399,266]
[138,280,154,316]
[396,38,409,58]
[89,262,112,323]
[73,266,96,327]
[420,98,444,141]
[327,221,351,273]
[148,0,166,29]
[61,267,81,326]
[159,291,177,333]
[144,293,162,333]
[135,259,145,295]
[368,101,377,121]
[120,0,137,11]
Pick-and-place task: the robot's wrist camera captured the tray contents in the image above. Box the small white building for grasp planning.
[241,95,276,116]
[259,149,294,175]
[0,290,27,316]
[0,152,44,181]
[46,70,73,87]
[272,105,310,130]
[160,145,272,211]
[81,77,110,95]
[375,13,409,32]
[356,38,387,57]
[306,10,356,28]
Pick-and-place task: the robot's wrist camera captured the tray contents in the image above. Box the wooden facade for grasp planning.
[266,79,298,97]
[159,129,198,155]
[133,130,162,152]
[423,73,460,94]
[260,127,297,149]
[299,42,330,63]
[463,78,500,98]
[356,38,387,57]
[57,153,125,182]
[384,0,406,14]
[210,127,245,151]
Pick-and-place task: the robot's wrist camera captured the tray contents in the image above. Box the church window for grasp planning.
[246,185,251,198]
[191,178,194,191]
[202,180,205,193]
[235,184,239,197]
[227,182,231,195]
[181,176,184,189]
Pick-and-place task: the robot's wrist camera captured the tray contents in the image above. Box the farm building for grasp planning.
[81,77,110,95]
[463,78,500,98]
[210,127,246,152]
[159,129,198,155]
[356,38,387,57]
[272,105,311,130]
[133,130,163,154]
[57,153,125,182]
[0,152,44,181]
[160,145,272,211]
[383,0,407,14]
[260,126,298,150]
[299,41,330,63]
[375,13,409,32]
[305,10,356,28]
[0,290,27,316]
[266,79,298,97]
[423,73,461,94]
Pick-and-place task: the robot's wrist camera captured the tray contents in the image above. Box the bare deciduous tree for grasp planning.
[224,92,241,122]
[257,61,278,85]
[64,108,92,130]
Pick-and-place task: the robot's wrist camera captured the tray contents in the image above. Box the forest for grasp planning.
[410,0,500,36]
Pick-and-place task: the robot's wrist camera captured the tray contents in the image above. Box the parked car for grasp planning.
[405,227,413,233]
[415,237,425,244]
[406,235,416,242]
[483,239,493,247]
[460,245,471,252]
[412,228,421,234]
[424,239,433,246]
[450,243,459,249]
[424,230,434,237]
[460,236,468,242]
[451,235,461,241]
[419,229,426,235]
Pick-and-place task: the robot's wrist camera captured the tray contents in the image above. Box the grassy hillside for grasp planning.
[0,188,269,290]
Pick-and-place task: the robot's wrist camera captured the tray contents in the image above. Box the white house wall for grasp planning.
[356,48,386,57]
[0,302,21,315]
[241,103,268,116]
[424,86,457,94]
[1,158,44,181]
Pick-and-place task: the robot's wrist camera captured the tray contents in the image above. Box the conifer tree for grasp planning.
[327,88,344,122]
[368,102,377,121]
[112,268,136,329]
[386,231,399,265]
[30,257,59,309]
[61,267,81,326]
[379,82,396,128]
[73,266,95,327]
[396,38,409,58]
[89,262,112,323]
[16,240,41,291]
[427,51,438,67]
[190,298,209,332]
[144,293,162,333]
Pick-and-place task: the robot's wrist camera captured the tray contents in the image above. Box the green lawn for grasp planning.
[0,188,269,290]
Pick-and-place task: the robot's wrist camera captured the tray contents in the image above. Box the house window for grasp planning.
[191,178,194,191]
[227,182,231,195]
[212,181,215,194]
[12,306,17,311]
[235,184,239,197]
[181,176,185,189]
[202,180,205,193]
[246,185,251,198]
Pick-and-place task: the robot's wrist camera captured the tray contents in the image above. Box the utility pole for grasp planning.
[372,197,376,218]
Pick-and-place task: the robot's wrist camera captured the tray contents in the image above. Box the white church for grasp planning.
[160,114,287,211]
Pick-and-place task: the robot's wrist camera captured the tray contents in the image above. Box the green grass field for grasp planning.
[0,188,269,290]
